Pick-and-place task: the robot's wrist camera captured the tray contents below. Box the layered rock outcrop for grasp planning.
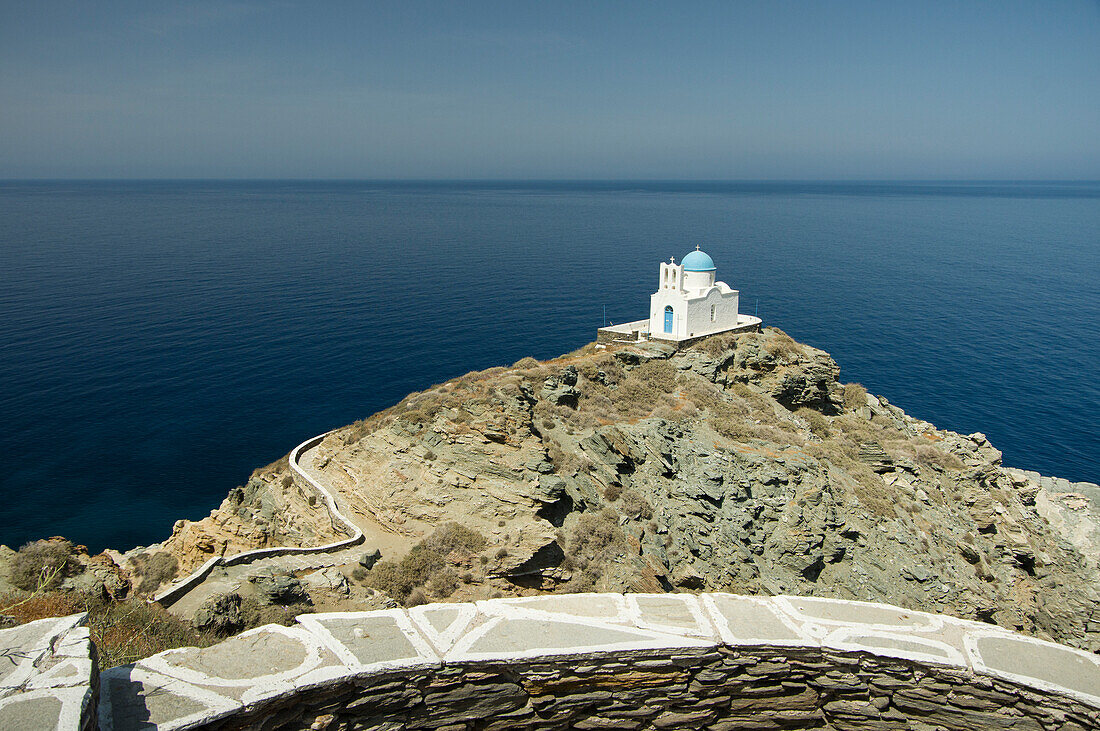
[151,328,1099,652]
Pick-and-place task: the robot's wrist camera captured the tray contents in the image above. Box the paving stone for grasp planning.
[776,595,940,630]
[968,631,1100,706]
[298,609,439,670]
[628,594,715,638]
[450,616,711,661]
[703,594,812,646]
[99,667,239,731]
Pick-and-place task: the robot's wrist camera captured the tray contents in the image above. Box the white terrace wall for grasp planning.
[153,432,364,608]
[94,593,1100,731]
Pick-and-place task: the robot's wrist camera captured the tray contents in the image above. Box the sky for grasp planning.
[1,1,1098,180]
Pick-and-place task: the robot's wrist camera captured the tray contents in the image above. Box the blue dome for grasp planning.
[681,249,716,272]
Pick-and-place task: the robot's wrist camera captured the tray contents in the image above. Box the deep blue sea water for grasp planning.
[1,181,1097,552]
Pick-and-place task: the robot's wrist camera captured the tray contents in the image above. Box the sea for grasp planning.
[1,180,1097,553]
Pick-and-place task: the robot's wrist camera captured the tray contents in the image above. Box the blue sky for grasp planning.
[1,1,1098,179]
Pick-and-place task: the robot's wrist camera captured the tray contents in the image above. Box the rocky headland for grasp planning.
[3,327,1098,662]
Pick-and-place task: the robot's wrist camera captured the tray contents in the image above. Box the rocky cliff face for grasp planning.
[155,328,1100,651]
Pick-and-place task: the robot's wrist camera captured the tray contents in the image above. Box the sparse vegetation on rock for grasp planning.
[6,327,1096,657]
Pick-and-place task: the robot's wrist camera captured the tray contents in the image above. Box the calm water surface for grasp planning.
[1,181,1097,551]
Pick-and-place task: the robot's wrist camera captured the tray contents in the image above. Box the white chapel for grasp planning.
[597,248,761,344]
[649,247,743,341]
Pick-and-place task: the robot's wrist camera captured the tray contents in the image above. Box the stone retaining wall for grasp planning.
[154,432,364,607]
[97,593,1100,730]
[597,319,763,346]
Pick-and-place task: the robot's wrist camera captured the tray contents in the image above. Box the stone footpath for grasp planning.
[154,434,365,613]
[81,593,1100,730]
[0,614,97,730]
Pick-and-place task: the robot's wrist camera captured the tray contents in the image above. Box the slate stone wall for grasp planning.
[96,593,1100,731]
[194,646,1097,731]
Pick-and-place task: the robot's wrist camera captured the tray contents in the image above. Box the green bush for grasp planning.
[10,540,79,591]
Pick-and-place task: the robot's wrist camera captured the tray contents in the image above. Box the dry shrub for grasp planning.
[240,595,313,631]
[131,551,179,594]
[795,407,831,438]
[9,540,80,591]
[603,484,623,502]
[695,332,739,357]
[365,523,486,601]
[563,343,597,359]
[610,377,660,417]
[842,466,897,519]
[0,591,217,670]
[843,383,869,412]
[512,356,540,369]
[405,588,429,607]
[683,380,723,411]
[96,598,219,668]
[253,453,291,477]
[420,522,487,556]
[619,490,653,520]
[633,360,678,393]
[0,590,84,625]
[429,567,460,597]
[764,329,800,360]
[914,444,963,471]
[567,509,625,566]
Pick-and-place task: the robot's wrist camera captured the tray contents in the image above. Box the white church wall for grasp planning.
[683,288,740,338]
[649,288,687,340]
[683,270,715,290]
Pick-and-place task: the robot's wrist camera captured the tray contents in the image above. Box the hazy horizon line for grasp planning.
[3,177,1099,184]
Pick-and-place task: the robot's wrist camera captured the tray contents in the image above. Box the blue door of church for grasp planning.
[664,306,674,333]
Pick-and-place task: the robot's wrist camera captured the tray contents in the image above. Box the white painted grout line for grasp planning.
[138,624,327,689]
[774,595,945,634]
[98,666,241,731]
[963,628,1100,710]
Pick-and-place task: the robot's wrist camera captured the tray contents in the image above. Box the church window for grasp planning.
[710,305,717,322]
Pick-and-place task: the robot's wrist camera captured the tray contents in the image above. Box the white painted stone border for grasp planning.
[407,603,480,652]
[155,430,364,606]
[821,626,967,668]
[775,595,946,634]
[0,685,91,731]
[140,624,327,689]
[701,593,819,648]
[963,628,1100,710]
[0,613,87,697]
[94,593,1100,729]
[478,593,633,625]
[624,593,716,638]
[98,666,241,731]
[446,613,714,663]
[296,609,440,674]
